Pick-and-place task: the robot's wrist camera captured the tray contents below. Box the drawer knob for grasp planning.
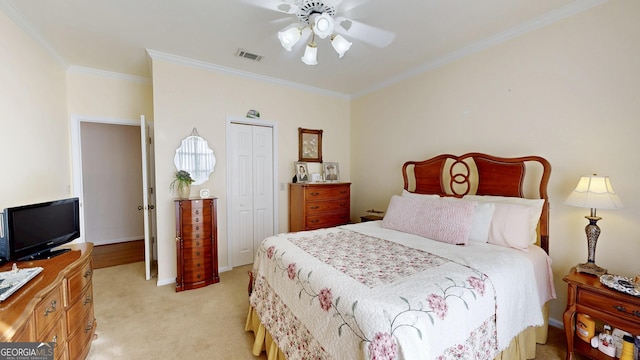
[85,320,94,333]
[84,294,93,305]
[44,300,57,317]
[84,269,92,278]
[195,210,200,215]
[310,192,320,196]
[195,218,200,223]
[310,219,319,224]
[52,335,58,346]
[310,206,319,210]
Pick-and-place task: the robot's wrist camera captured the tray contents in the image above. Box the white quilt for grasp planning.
[250,222,552,360]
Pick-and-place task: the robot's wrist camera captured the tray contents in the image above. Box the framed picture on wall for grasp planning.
[298,128,323,162]
[295,161,309,182]
[323,162,339,182]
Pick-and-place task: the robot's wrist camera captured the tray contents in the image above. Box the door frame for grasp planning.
[70,114,157,274]
[225,116,279,269]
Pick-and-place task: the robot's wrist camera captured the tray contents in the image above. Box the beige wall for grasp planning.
[351,0,640,324]
[151,58,351,284]
[0,11,70,208]
[3,0,639,327]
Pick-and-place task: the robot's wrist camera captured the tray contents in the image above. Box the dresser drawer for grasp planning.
[578,290,640,322]
[305,199,349,214]
[67,308,95,360]
[66,258,93,304]
[304,186,350,200]
[38,315,67,359]
[66,284,94,336]
[180,225,211,241]
[183,260,214,283]
[306,213,351,230]
[34,286,64,337]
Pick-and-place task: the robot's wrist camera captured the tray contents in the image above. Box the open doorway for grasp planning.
[70,115,157,276]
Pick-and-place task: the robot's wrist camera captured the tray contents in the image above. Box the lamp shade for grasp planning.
[301,42,318,65]
[278,27,301,51]
[331,34,352,58]
[564,175,623,209]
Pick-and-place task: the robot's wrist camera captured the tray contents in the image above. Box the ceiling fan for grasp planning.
[245,0,395,65]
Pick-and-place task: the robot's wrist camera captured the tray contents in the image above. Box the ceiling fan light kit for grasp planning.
[267,0,395,66]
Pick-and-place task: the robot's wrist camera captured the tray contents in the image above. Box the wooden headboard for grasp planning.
[402,153,551,253]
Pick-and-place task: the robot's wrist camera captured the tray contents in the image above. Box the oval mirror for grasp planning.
[174,135,216,185]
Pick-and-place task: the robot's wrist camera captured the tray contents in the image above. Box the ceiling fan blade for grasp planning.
[240,0,298,14]
[335,17,395,48]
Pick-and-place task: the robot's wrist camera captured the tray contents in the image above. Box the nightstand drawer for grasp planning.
[578,290,640,322]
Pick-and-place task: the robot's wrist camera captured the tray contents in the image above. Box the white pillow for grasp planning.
[485,203,532,251]
[463,195,544,244]
[402,189,440,199]
[467,202,495,243]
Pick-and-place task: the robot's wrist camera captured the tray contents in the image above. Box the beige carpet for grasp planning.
[87,262,264,360]
[87,261,575,360]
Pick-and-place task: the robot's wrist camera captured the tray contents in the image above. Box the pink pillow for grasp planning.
[382,196,476,245]
[486,203,531,251]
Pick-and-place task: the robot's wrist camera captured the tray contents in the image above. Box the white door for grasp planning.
[140,115,157,280]
[229,122,274,266]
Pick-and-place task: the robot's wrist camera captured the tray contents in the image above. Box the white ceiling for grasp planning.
[1,0,605,96]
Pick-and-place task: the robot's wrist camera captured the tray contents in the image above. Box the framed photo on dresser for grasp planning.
[323,162,339,181]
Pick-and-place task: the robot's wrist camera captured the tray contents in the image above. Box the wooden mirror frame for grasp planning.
[298,128,323,162]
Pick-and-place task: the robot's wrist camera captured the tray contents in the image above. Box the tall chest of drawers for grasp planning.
[289,182,351,232]
[174,198,219,292]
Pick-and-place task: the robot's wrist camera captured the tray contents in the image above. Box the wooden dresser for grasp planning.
[563,267,640,360]
[174,198,220,292]
[289,182,351,232]
[0,243,96,360]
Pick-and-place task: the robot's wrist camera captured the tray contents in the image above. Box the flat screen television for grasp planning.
[0,197,80,262]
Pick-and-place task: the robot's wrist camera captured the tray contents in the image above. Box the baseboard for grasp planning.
[549,317,563,329]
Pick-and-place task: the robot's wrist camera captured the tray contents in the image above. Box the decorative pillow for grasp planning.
[484,202,532,251]
[382,195,476,245]
[463,195,544,244]
[468,202,495,243]
[401,189,440,199]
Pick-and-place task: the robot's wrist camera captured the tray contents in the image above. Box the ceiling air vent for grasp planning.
[236,49,263,62]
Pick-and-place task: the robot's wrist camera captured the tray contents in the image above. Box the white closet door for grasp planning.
[230,123,273,266]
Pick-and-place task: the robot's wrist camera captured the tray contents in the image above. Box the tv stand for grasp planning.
[0,243,96,359]
[21,247,71,261]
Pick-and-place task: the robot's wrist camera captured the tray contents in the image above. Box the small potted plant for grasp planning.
[170,170,194,199]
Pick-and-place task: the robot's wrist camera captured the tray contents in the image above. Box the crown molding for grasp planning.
[353,0,609,98]
[67,66,150,84]
[0,0,67,68]
[146,49,351,101]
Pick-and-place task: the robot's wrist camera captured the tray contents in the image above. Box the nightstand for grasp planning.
[563,267,640,360]
[360,215,383,222]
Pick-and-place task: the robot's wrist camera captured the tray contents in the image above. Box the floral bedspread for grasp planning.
[250,223,546,360]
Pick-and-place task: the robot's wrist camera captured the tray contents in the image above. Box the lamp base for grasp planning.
[576,262,607,276]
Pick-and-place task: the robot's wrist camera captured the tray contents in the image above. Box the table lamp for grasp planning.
[564,174,623,276]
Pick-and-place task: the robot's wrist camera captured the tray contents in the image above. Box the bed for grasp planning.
[246,153,556,360]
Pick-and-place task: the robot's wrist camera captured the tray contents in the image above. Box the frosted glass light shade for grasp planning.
[331,34,352,58]
[278,27,301,51]
[313,13,334,39]
[564,175,623,210]
[301,42,318,65]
